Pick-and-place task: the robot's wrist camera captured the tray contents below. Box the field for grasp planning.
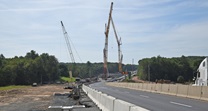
[0,84,68,111]
[0,85,30,91]
[60,76,76,82]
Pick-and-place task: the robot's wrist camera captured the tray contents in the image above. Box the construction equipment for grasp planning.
[61,21,75,63]
[111,16,123,73]
[103,2,113,79]
[103,2,123,79]
[60,21,76,78]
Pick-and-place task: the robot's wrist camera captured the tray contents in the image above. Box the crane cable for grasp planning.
[67,35,83,63]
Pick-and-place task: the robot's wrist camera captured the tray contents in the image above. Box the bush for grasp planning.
[177,76,184,83]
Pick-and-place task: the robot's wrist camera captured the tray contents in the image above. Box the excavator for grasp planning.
[103,2,123,80]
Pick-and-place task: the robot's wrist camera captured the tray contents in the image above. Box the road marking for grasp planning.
[140,95,149,98]
[170,101,192,108]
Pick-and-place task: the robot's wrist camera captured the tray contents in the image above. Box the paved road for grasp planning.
[90,82,208,111]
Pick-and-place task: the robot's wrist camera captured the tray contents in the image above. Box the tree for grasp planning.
[25,50,39,59]
[0,54,5,68]
[58,63,68,77]
[137,56,204,83]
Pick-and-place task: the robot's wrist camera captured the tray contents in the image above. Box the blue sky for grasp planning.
[1,0,208,64]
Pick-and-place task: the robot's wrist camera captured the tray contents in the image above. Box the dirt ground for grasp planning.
[0,84,69,111]
[132,76,145,83]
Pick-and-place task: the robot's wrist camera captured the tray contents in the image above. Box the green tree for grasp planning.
[25,50,39,59]
[58,63,68,77]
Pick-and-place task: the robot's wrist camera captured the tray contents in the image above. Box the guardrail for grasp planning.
[106,82,208,101]
[82,84,149,111]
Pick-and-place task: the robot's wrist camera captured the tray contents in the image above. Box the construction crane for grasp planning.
[60,21,75,78]
[111,16,123,73]
[103,2,113,79]
[61,21,75,63]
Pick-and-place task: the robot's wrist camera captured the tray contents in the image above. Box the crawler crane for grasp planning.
[103,2,123,79]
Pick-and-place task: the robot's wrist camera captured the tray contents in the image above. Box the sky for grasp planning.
[1,0,208,64]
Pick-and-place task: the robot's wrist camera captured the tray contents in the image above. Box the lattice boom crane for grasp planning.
[60,21,75,63]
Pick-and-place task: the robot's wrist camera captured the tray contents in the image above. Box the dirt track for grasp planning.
[0,84,68,111]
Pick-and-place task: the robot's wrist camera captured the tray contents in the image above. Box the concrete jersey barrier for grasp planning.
[82,84,150,111]
[107,82,208,102]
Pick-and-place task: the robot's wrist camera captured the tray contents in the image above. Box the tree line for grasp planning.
[0,50,59,86]
[137,55,205,83]
[0,50,137,86]
[59,62,137,79]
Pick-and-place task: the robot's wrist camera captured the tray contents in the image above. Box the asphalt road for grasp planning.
[90,82,208,111]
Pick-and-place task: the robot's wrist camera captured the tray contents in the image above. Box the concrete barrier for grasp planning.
[132,83,137,90]
[83,84,149,111]
[155,84,162,93]
[138,83,143,90]
[201,86,208,101]
[114,99,135,111]
[168,84,177,95]
[94,91,102,106]
[100,94,115,111]
[146,84,152,91]
[130,106,150,111]
[106,82,208,102]
[128,83,133,89]
[150,84,156,93]
[161,84,170,94]
[187,86,202,99]
[177,85,189,97]
[142,83,148,91]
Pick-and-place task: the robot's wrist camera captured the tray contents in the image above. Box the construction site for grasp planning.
[0,83,100,111]
[0,2,123,111]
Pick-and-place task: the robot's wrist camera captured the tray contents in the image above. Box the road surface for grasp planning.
[90,82,208,111]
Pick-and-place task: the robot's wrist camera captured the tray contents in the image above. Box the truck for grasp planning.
[193,57,208,86]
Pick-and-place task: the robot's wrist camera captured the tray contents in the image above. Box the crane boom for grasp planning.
[103,2,113,79]
[111,16,123,73]
[60,21,75,63]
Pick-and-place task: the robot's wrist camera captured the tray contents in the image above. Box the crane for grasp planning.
[111,16,123,73]
[103,2,113,79]
[61,21,75,63]
[103,2,123,79]
[60,21,75,78]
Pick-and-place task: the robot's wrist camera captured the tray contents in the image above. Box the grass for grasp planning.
[0,85,30,91]
[60,76,75,82]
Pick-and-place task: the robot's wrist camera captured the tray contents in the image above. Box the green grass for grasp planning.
[0,85,30,91]
[60,76,75,82]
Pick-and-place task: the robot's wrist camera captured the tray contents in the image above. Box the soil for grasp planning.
[0,84,69,111]
[132,76,145,83]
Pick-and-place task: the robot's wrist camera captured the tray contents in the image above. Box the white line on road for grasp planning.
[140,95,149,98]
[170,101,192,108]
